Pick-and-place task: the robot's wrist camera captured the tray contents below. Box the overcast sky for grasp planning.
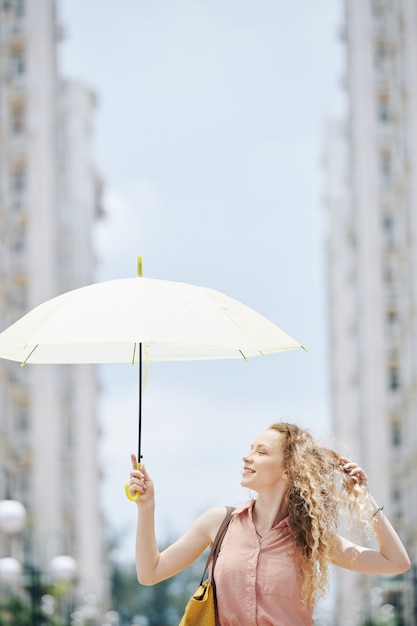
[58,0,345,563]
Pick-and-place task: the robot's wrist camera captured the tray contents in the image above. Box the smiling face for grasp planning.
[241,429,289,493]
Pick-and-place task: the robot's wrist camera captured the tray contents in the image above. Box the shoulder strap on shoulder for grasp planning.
[200,506,235,584]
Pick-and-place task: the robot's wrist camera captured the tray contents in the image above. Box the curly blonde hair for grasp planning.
[270,422,373,607]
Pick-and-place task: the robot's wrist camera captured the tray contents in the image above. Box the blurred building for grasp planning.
[326,0,417,623]
[0,0,108,618]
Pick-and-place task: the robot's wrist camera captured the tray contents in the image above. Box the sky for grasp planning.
[58,0,346,562]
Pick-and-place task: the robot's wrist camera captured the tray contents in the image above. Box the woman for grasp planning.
[128,422,410,625]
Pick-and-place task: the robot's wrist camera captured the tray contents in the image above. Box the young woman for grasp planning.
[127,422,410,625]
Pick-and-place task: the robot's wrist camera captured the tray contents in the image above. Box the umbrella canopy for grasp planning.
[0,273,305,500]
[0,276,304,364]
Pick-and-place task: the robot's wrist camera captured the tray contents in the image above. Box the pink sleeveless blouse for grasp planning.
[213,501,314,626]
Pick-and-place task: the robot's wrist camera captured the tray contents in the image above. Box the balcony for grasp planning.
[4,17,26,46]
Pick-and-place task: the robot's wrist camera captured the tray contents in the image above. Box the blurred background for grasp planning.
[0,0,416,624]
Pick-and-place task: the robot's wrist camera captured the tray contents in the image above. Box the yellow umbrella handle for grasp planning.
[125,462,141,502]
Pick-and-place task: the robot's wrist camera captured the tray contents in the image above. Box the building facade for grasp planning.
[0,0,108,619]
[326,0,417,623]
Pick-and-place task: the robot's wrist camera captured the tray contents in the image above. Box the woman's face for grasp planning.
[241,429,288,492]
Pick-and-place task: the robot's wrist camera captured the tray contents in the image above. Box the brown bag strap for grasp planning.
[200,506,235,585]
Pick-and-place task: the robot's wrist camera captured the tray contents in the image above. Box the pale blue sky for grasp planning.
[59,0,345,561]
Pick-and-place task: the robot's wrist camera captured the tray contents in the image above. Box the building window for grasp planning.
[378,97,389,123]
[382,214,395,248]
[13,226,26,252]
[9,48,25,76]
[11,166,25,194]
[386,309,397,332]
[15,404,29,431]
[383,215,393,231]
[383,261,394,285]
[10,105,25,134]
[388,366,400,390]
[380,151,391,179]
[18,467,31,500]
[385,309,398,341]
[4,0,25,15]
[374,41,389,70]
[392,486,401,503]
[372,1,383,13]
[346,227,357,248]
[15,0,24,17]
[391,421,401,447]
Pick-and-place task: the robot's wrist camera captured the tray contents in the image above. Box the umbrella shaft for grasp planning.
[138,342,142,461]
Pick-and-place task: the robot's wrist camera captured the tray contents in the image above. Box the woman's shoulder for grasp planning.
[203,502,248,523]
[203,505,231,525]
[194,506,233,544]
[199,502,254,537]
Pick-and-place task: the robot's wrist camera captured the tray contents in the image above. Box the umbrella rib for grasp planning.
[21,345,39,366]
[239,350,248,361]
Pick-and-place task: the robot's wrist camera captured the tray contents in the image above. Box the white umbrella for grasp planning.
[0,267,305,498]
[0,277,304,364]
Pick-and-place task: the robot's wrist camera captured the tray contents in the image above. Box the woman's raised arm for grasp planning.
[128,455,227,585]
[330,459,410,575]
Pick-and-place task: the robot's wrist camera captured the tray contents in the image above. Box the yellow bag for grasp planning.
[178,579,215,626]
[178,507,234,626]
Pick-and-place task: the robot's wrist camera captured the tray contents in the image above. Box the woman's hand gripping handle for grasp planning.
[125,454,153,503]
